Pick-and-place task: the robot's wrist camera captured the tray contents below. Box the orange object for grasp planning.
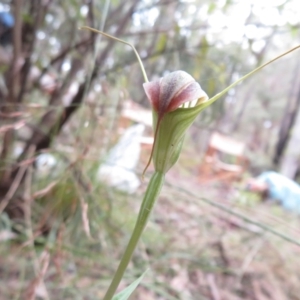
[199,132,248,183]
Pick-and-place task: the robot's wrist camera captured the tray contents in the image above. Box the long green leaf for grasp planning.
[112,270,148,300]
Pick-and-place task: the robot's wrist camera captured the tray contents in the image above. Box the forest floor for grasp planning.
[1,131,300,300]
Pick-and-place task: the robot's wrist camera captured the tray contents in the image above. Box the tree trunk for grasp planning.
[279,98,300,179]
[273,59,300,165]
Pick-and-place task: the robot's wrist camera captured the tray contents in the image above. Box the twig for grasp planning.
[0,111,25,118]
[0,120,25,133]
[206,273,221,300]
[79,196,91,239]
[0,146,35,214]
[237,236,266,285]
[32,181,58,199]
[69,157,92,239]
[23,146,49,300]
[34,37,92,86]
[24,250,50,300]
[168,182,300,247]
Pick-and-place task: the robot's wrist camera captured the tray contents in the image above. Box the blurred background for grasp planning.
[1,0,300,299]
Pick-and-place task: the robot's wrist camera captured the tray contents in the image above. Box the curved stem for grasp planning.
[103,171,165,300]
[80,26,149,83]
[206,44,300,107]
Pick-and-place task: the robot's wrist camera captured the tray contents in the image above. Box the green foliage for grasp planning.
[154,33,168,55]
[1,0,300,299]
[112,270,148,300]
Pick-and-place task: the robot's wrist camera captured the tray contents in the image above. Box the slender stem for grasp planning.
[80,26,149,83]
[172,183,300,247]
[205,44,300,107]
[103,171,165,300]
[142,115,162,178]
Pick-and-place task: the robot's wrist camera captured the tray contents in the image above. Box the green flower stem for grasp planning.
[205,44,300,108]
[80,26,149,83]
[103,171,165,300]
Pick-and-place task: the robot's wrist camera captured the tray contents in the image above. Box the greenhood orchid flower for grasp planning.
[80,26,300,300]
[143,70,208,175]
[143,71,207,115]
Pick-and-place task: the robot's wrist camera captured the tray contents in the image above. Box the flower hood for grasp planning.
[143,71,208,116]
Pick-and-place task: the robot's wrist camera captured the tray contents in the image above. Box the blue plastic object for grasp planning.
[257,171,300,213]
[0,11,14,28]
